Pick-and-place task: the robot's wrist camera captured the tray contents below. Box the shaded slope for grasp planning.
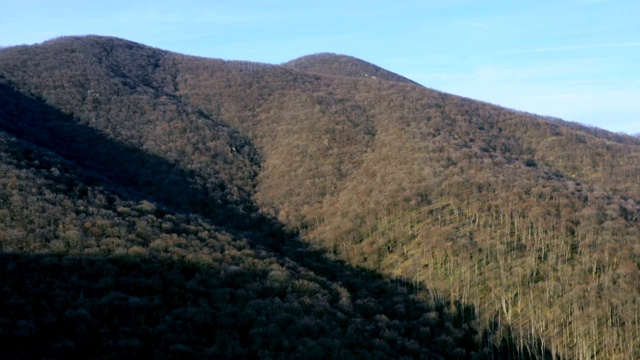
[0,36,261,207]
[0,152,485,359]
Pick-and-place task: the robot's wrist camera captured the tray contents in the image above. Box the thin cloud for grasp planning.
[492,42,640,55]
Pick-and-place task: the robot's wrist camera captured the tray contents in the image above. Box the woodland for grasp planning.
[0,35,639,359]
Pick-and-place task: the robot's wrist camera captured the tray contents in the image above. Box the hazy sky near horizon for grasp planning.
[2,0,639,134]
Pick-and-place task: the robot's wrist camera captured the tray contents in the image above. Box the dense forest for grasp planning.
[1,35,639,359]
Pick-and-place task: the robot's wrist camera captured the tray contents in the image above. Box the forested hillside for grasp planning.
[1,35,639,359]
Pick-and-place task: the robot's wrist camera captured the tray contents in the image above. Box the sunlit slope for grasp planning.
[181,47,640,359]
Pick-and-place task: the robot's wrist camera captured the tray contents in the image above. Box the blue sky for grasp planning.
[2,0,639,134]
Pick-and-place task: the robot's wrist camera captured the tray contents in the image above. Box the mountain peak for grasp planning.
[40,35,142,48]
[283,53,417,85]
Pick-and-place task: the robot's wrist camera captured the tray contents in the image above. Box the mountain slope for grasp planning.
[0,128,487,359]
[1,35,640,359]
[0,52,506,360]
[0,36,501,359]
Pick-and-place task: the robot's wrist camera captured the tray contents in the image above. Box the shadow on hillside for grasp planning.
[0,82,242,222]
[0,251,552,360]
[0,83,554,359]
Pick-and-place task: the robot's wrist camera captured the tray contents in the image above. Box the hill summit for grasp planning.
[1,35,639,359]
[284,52,417,84]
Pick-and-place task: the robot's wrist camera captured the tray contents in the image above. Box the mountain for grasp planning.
[1,35,639,359]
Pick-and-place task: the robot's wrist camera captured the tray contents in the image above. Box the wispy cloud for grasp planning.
[576,0,612,3]
[113,8,291,27]
[492,42,640,55]
[452,18,489,29]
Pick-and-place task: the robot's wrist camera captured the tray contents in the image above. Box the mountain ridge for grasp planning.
[1,35,639,359]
